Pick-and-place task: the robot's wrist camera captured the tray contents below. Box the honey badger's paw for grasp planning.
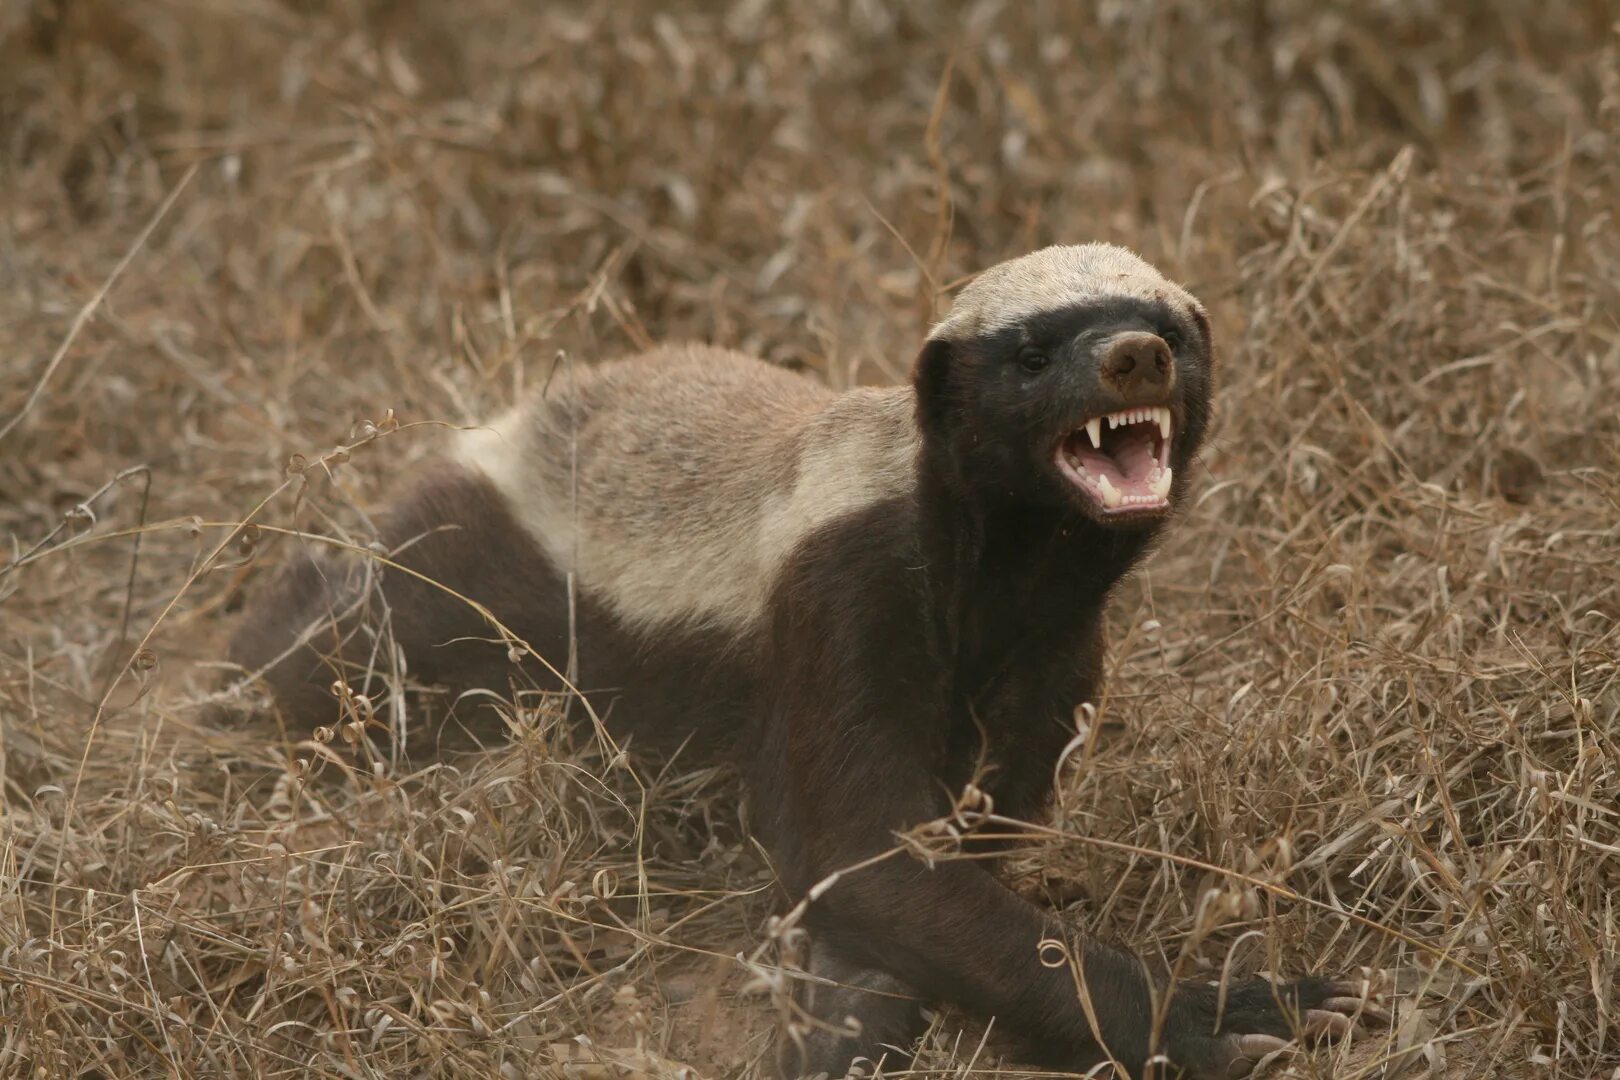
[1160,976,1389,1078]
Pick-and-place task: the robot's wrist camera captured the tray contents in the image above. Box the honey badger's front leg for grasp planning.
[752,507,1370,1080]
[762,685,1370,1080]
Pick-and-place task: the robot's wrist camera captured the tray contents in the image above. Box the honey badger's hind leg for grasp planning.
[227,465,574,734]
[780,940,926,1079]
[225,528,371,727]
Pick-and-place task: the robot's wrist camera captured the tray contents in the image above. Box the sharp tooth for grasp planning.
[1097,474,1122,508]
[1086,417,1102,448]
[1156,408,1172,440]
[1152,466,1173,500]
[1107,414,1119,429]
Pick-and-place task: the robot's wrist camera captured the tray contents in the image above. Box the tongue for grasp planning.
[1070,428,1159,494]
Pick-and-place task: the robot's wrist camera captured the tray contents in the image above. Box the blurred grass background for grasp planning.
[1,1,1617,1076]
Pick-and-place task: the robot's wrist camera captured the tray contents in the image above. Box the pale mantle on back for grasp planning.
[453,345,922,635]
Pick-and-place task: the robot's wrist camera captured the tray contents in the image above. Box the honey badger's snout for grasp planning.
[1099,331,1174,396]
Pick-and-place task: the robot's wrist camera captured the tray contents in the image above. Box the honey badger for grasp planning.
[231,244,1375,1078]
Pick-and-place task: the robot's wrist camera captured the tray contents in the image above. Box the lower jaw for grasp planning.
[1086,498,1170,521]
[1092,493,1169,514]
[1056,485,1171,523]
[1055,459,1172,517]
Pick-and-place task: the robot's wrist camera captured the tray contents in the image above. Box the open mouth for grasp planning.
[1054,406,1174,514]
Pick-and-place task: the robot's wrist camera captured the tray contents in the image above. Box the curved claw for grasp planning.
[1322,976,1395,1026]
[1224,1034,1293,1078]
[1235,1033,1291,1058]
[1305,1009,1353,1039]
[1326,977,1376,998]
[1324,996,1394,1025]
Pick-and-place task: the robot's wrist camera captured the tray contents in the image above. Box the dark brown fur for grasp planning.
[230,468,751,756]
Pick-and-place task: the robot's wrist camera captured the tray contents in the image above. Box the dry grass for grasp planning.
[2,1,1618,1077]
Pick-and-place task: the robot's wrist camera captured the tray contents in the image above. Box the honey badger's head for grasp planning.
[914,244,1216,529]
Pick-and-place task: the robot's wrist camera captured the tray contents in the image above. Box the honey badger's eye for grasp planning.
[1019,351,1051,374]
[1162,329,1183,351]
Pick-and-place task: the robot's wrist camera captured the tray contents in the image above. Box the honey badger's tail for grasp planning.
[227,465,571,729]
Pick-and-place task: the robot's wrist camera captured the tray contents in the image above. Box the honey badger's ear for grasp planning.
[1191,302,1216,367]
[911,337,957,437]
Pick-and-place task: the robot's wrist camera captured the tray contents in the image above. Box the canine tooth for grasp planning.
[1097,474,1122,508]
[1151,466,1173,500]
[1156,408,1171,440]
[1086,417,1102,448]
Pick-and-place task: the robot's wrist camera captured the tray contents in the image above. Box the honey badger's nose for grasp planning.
[1100,331,1173,393]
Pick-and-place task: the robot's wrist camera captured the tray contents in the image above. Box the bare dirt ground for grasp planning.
[2,2,1617,1077]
